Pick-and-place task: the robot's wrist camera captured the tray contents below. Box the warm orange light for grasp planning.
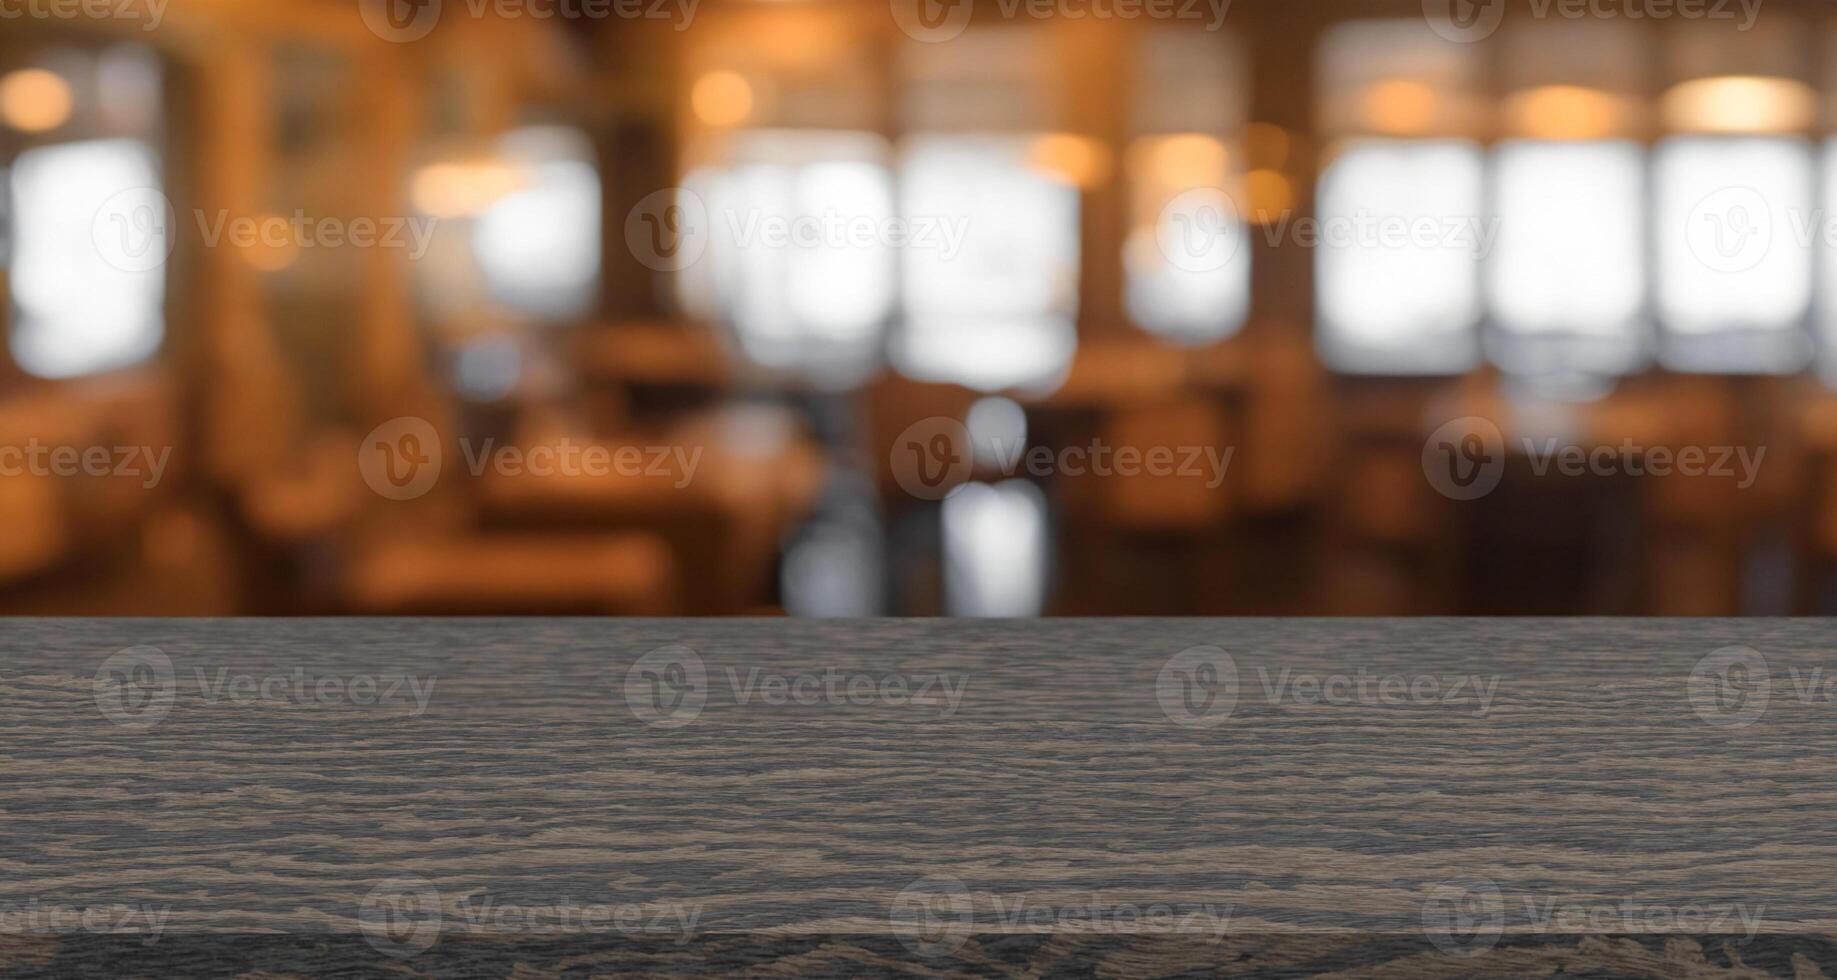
[241,214,300,273]
[691,70,755,128]
[1661,75,1815,135]
[1027,133,1110,189]
[1360,79,1438,136]
[411,161,523,219]
[1137,133,1228,189]
[1504,85,1629,141]
[0,68,73,133]
[1245,169,1293,224]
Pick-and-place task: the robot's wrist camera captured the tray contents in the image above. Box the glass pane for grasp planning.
[1125,135,1249,345]
[10,138,165,378]
[1315,139,1482,374]
[685,130,894,384]
[473,126,601,322]
[894,134,1079,391]
[1486,139,1645,374]
[1653,135,1812,372]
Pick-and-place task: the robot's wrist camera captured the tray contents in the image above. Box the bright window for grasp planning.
[1315,139,1483,374]
[682,130,894,385]
[472,126,601,322]
[1125,134,1248,345]
[9,138,166,378]
[1653,136,1812,372]
[1486,139,1645,373]
[894,134,1079,391]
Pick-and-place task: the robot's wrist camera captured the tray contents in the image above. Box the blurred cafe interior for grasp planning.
[5,0,1837,617]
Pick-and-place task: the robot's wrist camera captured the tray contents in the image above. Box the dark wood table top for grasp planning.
[5,618,1835,977]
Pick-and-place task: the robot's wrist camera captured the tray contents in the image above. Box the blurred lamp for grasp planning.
[0,68,73,133]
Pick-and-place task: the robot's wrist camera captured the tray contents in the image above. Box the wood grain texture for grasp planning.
[3,618,1835,977]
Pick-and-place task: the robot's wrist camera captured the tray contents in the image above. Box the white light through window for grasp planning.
[681,131,894,386]
[472,127,601,322]
[1316,140,1482,374]
[896,134,1079,392]
[9,139,165,378]
[1654,136,1812,369]
[1821,139,1837,385]
[1125,135,1249,345]
[1487,140,1644,369]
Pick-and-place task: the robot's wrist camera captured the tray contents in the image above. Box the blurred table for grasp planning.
[10,618,1836,973]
